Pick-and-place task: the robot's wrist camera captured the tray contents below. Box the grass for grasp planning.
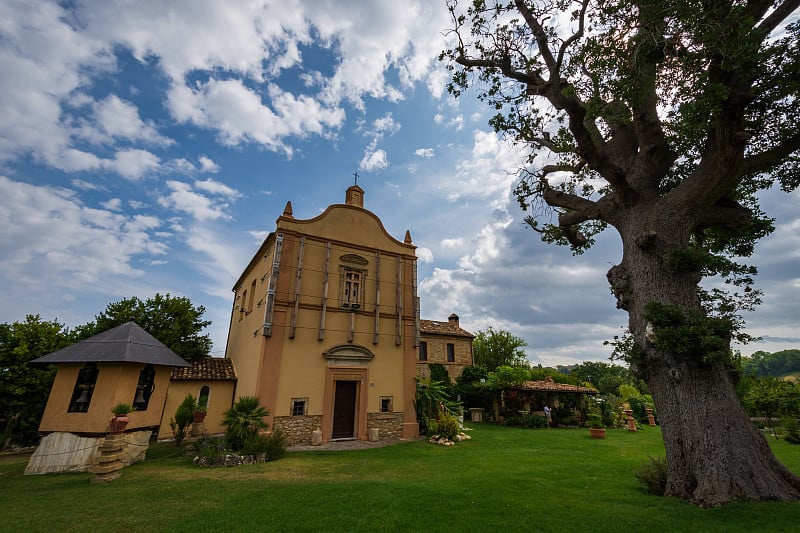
[2,423,800,532]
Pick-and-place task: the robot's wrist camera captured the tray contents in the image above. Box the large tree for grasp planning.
[80,293,212,362]
[473,327,529,371]
[442,0,800,505]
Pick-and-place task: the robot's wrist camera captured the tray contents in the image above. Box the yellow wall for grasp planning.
[156,380,236,440]
[39,363,170,434]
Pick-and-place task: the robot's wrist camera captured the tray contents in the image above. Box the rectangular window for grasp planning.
[291,397,308,416]
[419,341,428,361]
[343,270,361,306]
[447,343,455,363]
[380,396,393,413]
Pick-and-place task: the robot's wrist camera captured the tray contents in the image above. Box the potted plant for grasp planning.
[193,404,208,423]
[109,403,134,433]
[586,413,606,439]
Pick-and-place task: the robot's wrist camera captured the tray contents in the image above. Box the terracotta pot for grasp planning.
[193,411,207,423]
[108,415,129,434]
[589,428,606,439]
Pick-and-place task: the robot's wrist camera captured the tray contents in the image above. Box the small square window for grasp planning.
[380,396,393,413]
[419,341,428,361]
[291,397,308,416]
[447,343,455,363]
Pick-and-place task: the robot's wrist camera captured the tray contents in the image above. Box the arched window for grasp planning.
[68,363,99,413]
[132,364,156,411]
[198,385,210,410]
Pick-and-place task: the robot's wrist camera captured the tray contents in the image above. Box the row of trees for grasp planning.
[0,294,211,447]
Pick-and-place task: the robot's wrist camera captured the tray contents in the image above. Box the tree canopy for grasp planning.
[0,316,70,446]
[741,349,800,376]
[472,327,529,371]
[442,0,800,505]
[80,293,212,362]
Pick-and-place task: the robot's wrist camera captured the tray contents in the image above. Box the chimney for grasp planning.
[448,313,459,327]
[345,185,364,208]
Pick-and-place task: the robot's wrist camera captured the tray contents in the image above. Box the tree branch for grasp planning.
[755,0,800,36]
[742,132,800,175]
[513,0,557,74]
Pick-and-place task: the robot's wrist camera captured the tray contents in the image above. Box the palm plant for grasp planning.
[222,396,270,451]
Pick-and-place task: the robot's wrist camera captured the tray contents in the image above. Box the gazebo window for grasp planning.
[68,363,99,413]
[132,364,156,411]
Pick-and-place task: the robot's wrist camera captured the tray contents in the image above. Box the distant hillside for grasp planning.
[741,349,800,377]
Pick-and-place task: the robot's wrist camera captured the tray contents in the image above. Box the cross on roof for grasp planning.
[353,171,359,186]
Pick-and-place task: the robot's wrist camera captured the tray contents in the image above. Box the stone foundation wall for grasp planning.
[273,415,322,445]
[367,412,404,439]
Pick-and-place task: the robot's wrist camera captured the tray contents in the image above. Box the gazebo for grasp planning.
[500,377,598,421]
[26,320,189,475]
[32,319,190,435]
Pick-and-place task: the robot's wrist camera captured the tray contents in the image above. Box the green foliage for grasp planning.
[428,363,452,390]
[429,410,460,441]
[505,414,549,429]
[111,403,133,416]
[783,419,800,445]
[472,327,528,372]
[741,350,800,377]
[0,315,69,446]
[739,376,800,437]
[414,377,460,434]
[191,434,226,465]
[241,428,286,460]
[82,293,212,362]
[644,302,735,365]
[634,455,669,496]
[487,365,530,389]
[222,396,270,452]
[569,361,648,396]
[171,394,197,446]
[551,405,577,427]
[454,365,492,413]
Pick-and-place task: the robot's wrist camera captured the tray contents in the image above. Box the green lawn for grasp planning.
[2,423,799,532]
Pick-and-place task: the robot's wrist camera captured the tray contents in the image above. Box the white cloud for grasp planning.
[441,237,464,249]
[198,156,220,173]
[195,178,241,199]
[158,180,235,221]
[104,148,160,180]
[416,247,434,263]
[415,148,435,158]
[360,149,388,172]
[74,94,172,146]
[101,198,122,211]
[0,175,166,292]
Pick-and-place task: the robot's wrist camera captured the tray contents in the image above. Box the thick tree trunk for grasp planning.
[648,358,800,506]
[609,215,800,506]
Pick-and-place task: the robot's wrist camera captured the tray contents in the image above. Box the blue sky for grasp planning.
[1,1,798,366]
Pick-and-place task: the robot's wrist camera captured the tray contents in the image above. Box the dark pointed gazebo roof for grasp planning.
[32,320,190,367]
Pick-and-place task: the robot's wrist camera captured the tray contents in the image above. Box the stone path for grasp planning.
[288,436,421,452]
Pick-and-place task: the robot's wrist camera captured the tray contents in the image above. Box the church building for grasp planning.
[224,184,427,444]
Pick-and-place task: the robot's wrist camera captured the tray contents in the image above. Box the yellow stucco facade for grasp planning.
[225,186,420,444]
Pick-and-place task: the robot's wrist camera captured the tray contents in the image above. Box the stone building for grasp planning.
[417,314,475,381]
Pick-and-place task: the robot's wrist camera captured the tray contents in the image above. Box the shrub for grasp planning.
[262,428,287,461]
[782,418,800,444]
[505,414,548,429]
[223,396,270,452]
[170,394,196,446]
[634,455,668,495]
[192,434,226,466]
[434,410,460,441]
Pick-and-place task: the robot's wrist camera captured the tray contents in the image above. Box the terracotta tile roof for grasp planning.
[170,358,237,381]
[519,378,598,394]
[419,319,474,338]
